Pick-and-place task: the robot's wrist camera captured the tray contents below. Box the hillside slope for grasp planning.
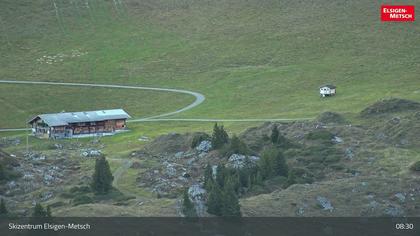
[0,0,419,129]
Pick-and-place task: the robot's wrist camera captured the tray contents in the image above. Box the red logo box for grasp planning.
[381,5,415,22]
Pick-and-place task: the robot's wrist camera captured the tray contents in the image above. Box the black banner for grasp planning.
[0,217,419,236]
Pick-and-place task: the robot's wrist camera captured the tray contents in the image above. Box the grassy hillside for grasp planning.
[0,0,419,130]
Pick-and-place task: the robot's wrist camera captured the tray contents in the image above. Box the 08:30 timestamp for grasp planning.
[395,223,414,230]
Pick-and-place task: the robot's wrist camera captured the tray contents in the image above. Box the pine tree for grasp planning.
[253,170,263,186]
[220,125,229,146]
[271,125,279,144]
[203,164,213,190]
[0,163,7,181]
[211,123,221,149]
[46,206,52,218]
[221,178,241,217]
[259,149,275,180]
[0,198,8,216]
[277,133,288,148]
[206,183,223,216]
[215,164,226,188]
[287,170,297,186]
[228,135,249,155]
[211,123,229,149]
[91,156,114,194]
[272,151,289,177]
[238,169,249,189]
[182,188,197,217]
[258,148,289,179]
[32,203,48,217]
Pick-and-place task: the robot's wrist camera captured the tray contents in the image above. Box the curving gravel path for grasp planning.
[0,80,313,131]
[0,79,205,130]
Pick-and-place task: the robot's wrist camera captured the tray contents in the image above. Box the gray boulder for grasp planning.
[188,185,206,201]
[394,193,406,203]
[345,148,355,160]
[196,140,212,153]
[227,154,260,169]
[384,204,405,217]
[316,196,334,212]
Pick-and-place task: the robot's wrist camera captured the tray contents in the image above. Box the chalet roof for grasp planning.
[320,84,336,89]
[28,109,131,126]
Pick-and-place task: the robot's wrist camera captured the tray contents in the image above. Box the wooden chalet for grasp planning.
[28,109,131,139]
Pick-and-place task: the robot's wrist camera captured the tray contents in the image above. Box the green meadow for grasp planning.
[1,0,419,132]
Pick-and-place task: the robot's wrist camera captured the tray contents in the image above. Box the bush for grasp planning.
[271,126,279,144]
[47,201,66,208]
[287,167,314,186]
[61,185,92,199]
[259,148,289,180]
[69,185,91,194]
[72,195,94,206]
[211,123,229,150]
[32,203,51,217]
[301,146,341,164]
[182,188,197,217]
[324,155,340,164]
[329,163,345,170]
[0,161,21,182]
[409,161,420,171]
[191,133,210,148]
[306,130,334,142]
[0,198,7,216]
[223,135,250,156]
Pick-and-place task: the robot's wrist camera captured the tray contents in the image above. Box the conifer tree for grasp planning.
[287,170,297,186]
[215,164,226,188]
[46,205,52,218]
[0,163,7,181]
[91,156,114,194]
[182,188,197,217]
[0,198,8,216]
[211,123,229,149]
[32,203,48,217]
[203,164,213,190]
[272,150,289,177]
[206,183,223,216]
[221,178,241,217]
[259,149,275,180]
[258,148,289,179]
[228,135,249,155]
[254,170,263,185]
[271,125,279,144]
[219,125,229,146]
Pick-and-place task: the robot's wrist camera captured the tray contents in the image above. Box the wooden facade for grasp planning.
[28,109,131,139]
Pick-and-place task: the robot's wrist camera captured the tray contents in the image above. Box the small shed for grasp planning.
[319,84,336,97]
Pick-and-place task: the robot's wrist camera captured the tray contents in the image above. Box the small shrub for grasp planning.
[223,135,250,156]
[329,163,345,170]
[287,167,314,186]
[307,162,324,170]
[69,185,91,194]
[301,145,341,165]
[72,195,94,206]
[60,192,75,199]
[48,201,66,208]
[324,155,340,164]
[191,133,210,148]
[306,130,334,142]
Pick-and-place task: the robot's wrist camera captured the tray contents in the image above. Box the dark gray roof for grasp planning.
[320,84,336,89]
[28,109,131,126]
